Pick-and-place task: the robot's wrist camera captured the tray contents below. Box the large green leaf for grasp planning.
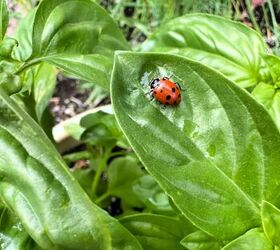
[15,0,129,89]
[0,87,142,249]
[0,0,8,42]
[111,52,280,240]
[142,14,268,88]
[120,214,193,250]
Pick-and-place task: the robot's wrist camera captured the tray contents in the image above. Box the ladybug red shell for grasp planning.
[150,76,182,106]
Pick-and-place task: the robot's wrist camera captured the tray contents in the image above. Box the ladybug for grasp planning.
[150,76,182,106]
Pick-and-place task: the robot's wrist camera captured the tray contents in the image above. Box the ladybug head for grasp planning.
[150,78,160,89]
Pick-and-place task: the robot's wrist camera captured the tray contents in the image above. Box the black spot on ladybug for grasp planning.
[153,91,156,94]
[174,101,177,105]
[178,94,181,98]
[166,95,171,100]
[160,90,163,93]
[176,86,179,90]
[172,88,176,92]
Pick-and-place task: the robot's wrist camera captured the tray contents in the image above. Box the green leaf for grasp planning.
[81,111,125,147]
[107,156,144,207]
[0,207,41,250]
[111,52,280,240]
[45,54,112,89]
[18,0,129,89]
[0,0,8,42]
[0,37,18,58]
[142,14,268,88]
[31,62,56,122]
[222,228,273,250]
[120,214,193,250]
[251,82,280,130]
[180,231,223,250]
[132,175,174,215]
[0,87,142,249]
[262,55,280,87]
[261,201,280,246]
[12,9,35,61]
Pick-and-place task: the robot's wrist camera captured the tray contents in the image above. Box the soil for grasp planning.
[48,76,92,124]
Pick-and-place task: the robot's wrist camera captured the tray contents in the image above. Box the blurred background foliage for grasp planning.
[7,0,280,54]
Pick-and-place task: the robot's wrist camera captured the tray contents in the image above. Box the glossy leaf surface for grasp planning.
[111,52,280,240]
[0,207,41,250]
[142,14,267,88]
[120,214,192,250]
[0,87,142,249]
[19,0,129,89]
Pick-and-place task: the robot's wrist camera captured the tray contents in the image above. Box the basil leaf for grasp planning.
[222,228,273,250]
[120,214,192,250]
[180,231,223,250]
[17,0,129,89]
[0,87,142,249]
[108,156,144,207]
[142,14,268,88]
[111,51,280,240]
[0,207,41,250]
[261,201,280,246]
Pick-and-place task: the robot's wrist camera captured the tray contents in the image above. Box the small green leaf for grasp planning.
[111,52,280,240]
[0,0,8,42]
[261,201,280,246]
[222,228,273,250]
[180,231,223,250]
[31,62,56,122]
[81,111,124,147]
[120,214,193,250]
[252,82,280,130]
[107,156,144,207]
[143,14,267,88]
[0,37,18,58]
[262,55,280,87]
[0,72,21,94]
[12,9,35,61]
[251,82,275,108]
[133,175,174,215]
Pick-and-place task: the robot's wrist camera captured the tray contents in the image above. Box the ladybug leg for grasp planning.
[176,82,182,90]
[145,90,153,95]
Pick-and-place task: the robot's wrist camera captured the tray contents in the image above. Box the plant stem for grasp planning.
[245,0,261,34]
[95,191,110,204]
[267,0,280,49]
[63,151,91,163]
[14,58,42,75]
[91,147,112,196]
